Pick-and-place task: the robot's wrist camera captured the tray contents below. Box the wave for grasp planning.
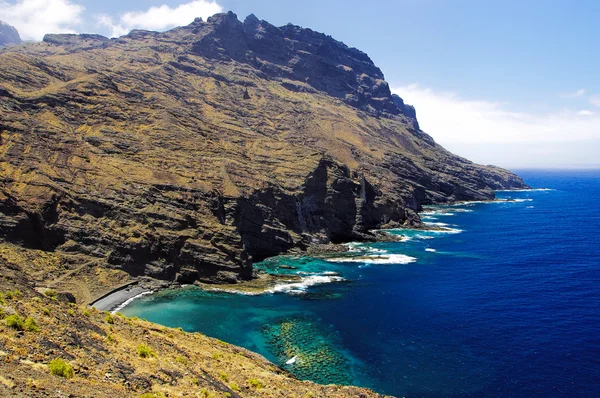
[345,242,389,253]
[425,248,437,252]
[207,274,346,296]
[425,222,450,227]
[267,275,346,295]
[111,291,153,314]
[455,198,533,206]
[495,188,554,192]
[326,253,417,265]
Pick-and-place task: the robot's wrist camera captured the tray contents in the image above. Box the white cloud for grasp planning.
[589,95,600,108]
[0,0,84,41]
[392,84,600,168]
[97,0,222,38]
[561,88,586,98]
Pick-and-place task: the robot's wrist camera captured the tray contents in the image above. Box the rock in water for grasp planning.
[0,12,527,285]
[0,21,22,46]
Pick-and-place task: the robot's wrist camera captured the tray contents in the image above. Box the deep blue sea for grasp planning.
[121,170,600,397]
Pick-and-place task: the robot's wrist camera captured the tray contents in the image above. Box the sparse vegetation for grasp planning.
[105,313,115,324]
[67,309,75,316]
[248,378,265,389]
[137,344,154,358]
[5,314,24,330]
[219,371,228,382]
[44,289,58,300]
[5,290,22,300]
[175,355,187,365]
[82,309,90,317]
[230,382,240,391]
[24,317,40,332]
[42,308,51,316]
[49,358,74,379]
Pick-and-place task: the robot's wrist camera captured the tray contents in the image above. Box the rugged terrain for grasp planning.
[0,250,385,397]
[0,12,526,298]
[0,21,21,46]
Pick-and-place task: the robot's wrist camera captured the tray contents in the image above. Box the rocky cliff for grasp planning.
[0,21,21,46]
[0,12,526,287]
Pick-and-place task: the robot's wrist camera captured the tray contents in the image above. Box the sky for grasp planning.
[1,0,599,169]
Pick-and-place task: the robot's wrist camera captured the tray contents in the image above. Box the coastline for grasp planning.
[93,192,538,312]
[90,283,152,312]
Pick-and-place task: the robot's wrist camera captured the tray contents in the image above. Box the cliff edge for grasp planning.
[0,12,526,294]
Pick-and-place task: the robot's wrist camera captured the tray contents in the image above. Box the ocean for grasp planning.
[120,170,600,397]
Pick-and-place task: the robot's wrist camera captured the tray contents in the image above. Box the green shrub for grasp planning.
[106,333,117,344]
[223,393,231,398]
[67,309,75,317]
[44,290,58,300]
[82,310,90,317]
[49,358,74,378]
[192,378,200,386]
[32,296,42,303]
[219,372,228,382]
[137,344,154,358]
[200,389,209,398]
[138,393,166,398]
[248,378,264,389]
[0,307,5,319]
[24,317,40,332]
[5,291,14,300]
[105,313,115,324]
[42,308,51,316]
[229,382,240,391]
[5,314,24,330]
[175,356,187,365]
[0,292,5,305]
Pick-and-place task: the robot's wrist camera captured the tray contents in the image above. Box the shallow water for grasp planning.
[121,170,600,397]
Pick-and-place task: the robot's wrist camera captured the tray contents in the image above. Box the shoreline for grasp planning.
[88,222,457,311]
[90,283,152,312]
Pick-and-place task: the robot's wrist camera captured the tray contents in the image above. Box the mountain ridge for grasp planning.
[0,12,526,299]
[0,20,22,46]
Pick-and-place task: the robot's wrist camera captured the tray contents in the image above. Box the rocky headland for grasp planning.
[0,12,526,303]
[0,11,529,397]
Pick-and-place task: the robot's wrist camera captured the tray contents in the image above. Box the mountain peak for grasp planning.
[0,20,22,46]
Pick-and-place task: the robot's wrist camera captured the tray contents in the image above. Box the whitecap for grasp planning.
[267,275,346,294]
[326,254,417,265]
[425,222,450,227]
[206,274,346,296]
[495,188,554,192]
[425,248,436,252]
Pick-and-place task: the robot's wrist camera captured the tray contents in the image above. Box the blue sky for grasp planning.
[1,0,599,169]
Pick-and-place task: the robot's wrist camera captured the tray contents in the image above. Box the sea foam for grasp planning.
[326,254,417,265]
[111,291,153,314]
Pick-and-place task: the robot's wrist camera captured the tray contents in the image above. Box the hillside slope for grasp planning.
[0,253,385,397]
[0,12,526,294]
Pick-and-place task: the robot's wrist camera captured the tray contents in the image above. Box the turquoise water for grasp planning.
[121,170,600,397]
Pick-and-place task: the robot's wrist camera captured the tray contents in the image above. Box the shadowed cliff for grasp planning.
[0,12,526,288]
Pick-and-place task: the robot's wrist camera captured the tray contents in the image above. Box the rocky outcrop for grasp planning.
[0,12,527,285]
[0,21,21,46]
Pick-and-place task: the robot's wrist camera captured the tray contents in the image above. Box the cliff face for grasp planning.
[0,21,21,46]
[0,12,526,285]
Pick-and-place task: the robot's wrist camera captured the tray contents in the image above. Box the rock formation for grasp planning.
[0,21,22,46]
[0,12,527,285]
